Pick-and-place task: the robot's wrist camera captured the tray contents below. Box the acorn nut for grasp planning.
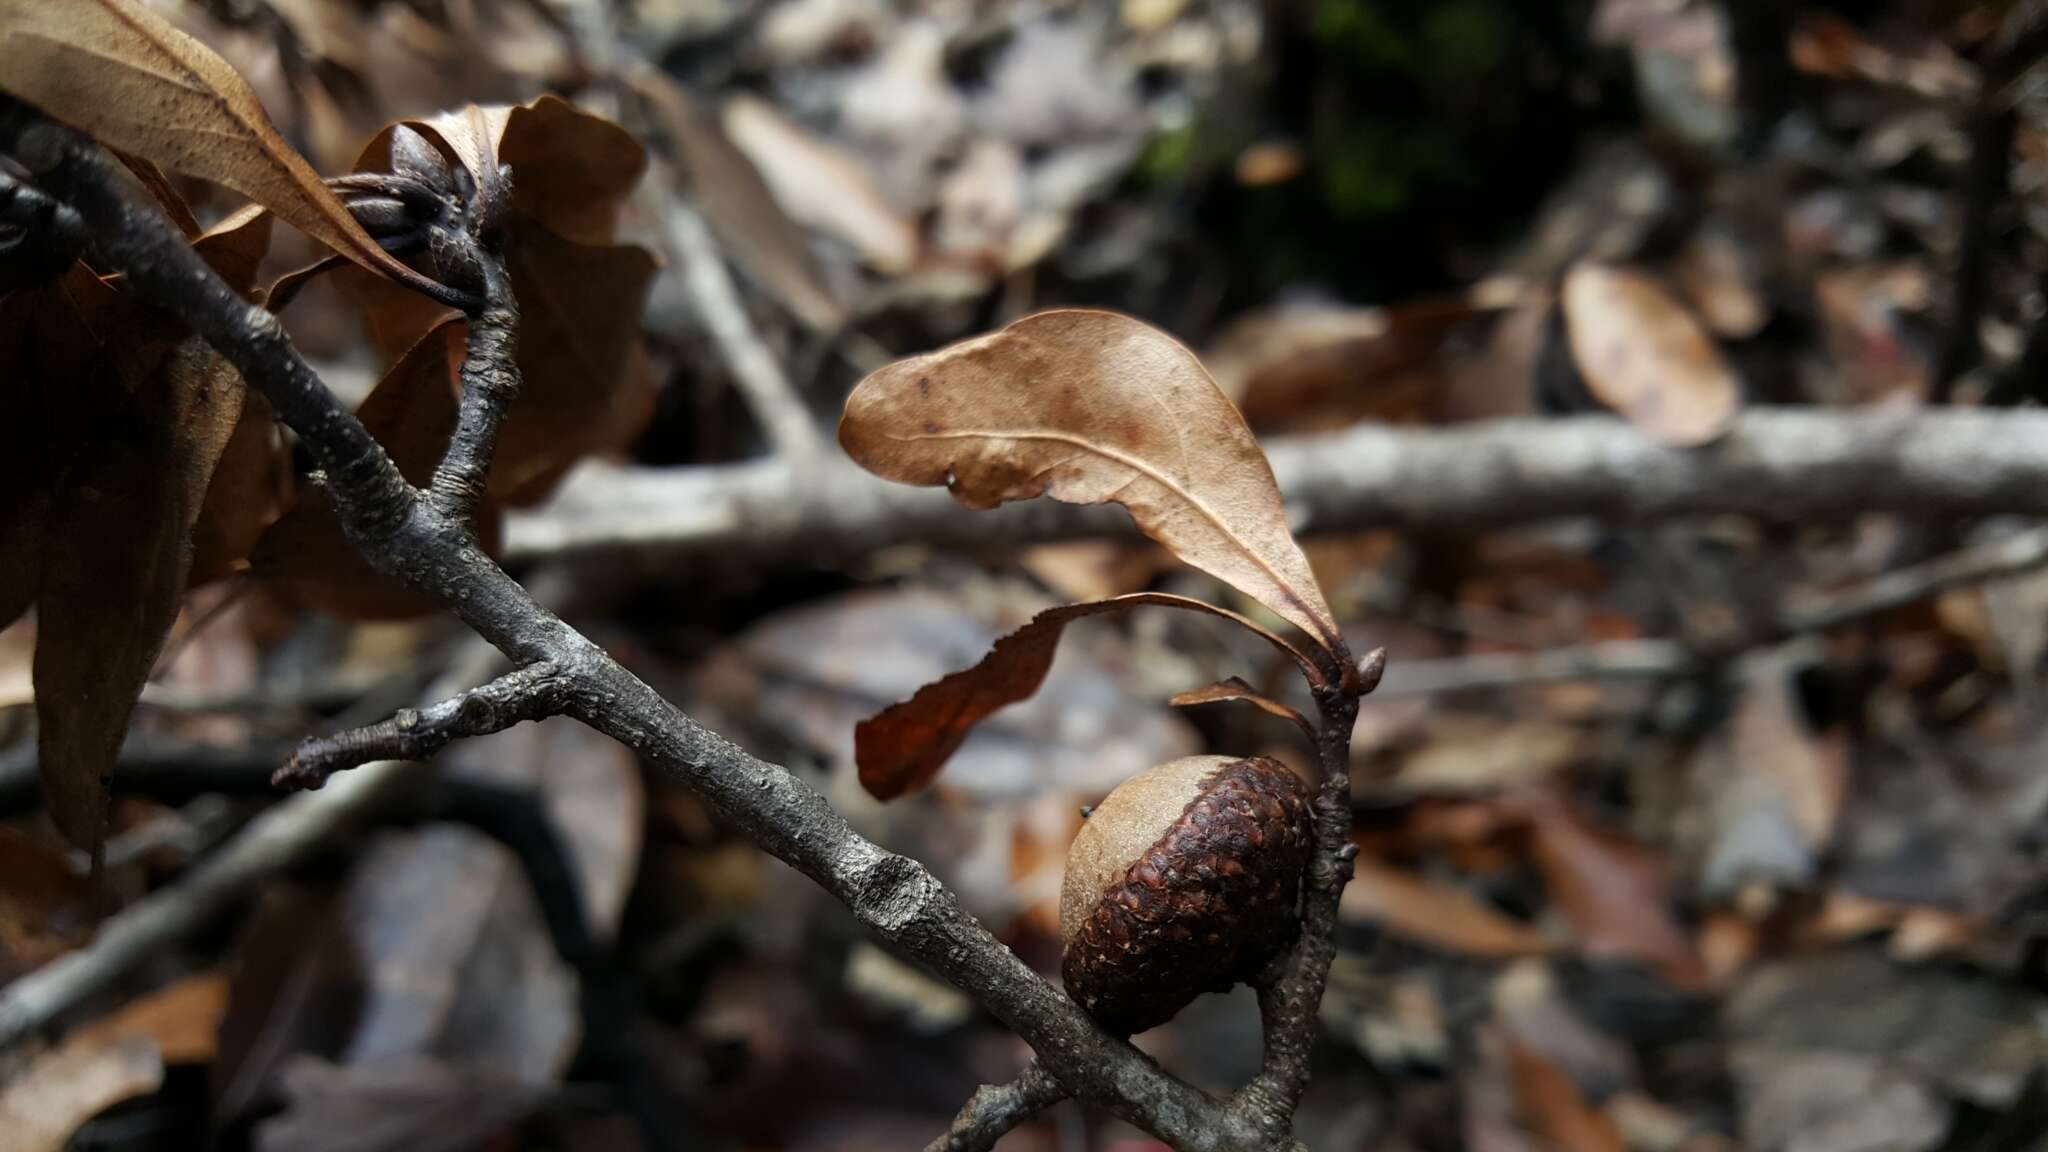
[1059,755,1315,1035]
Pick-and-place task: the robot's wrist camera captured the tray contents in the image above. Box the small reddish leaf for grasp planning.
[840,309,1348,666]
[0,0,441,297]
[1561,263,1740,447]
[1168,676,1315,742]
[857,592,1317,800]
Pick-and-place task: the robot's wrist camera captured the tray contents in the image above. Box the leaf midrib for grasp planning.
[891,426,1332,648]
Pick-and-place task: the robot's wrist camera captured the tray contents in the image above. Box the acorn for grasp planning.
[1060,755,1315,1035]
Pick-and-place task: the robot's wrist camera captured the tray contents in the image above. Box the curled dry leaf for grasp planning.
[1169,676,1316,742]
[856,592,1318,800]
[840,309,1348,666]
[0,0,439,297]
[1561,262,1740,447]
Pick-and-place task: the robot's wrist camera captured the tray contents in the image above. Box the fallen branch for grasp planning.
[507,408,2048,564]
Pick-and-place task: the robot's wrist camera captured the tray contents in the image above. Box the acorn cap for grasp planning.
[1060,755,1314,1035]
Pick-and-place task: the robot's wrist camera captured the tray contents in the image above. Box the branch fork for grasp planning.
[3,108,1371,1151]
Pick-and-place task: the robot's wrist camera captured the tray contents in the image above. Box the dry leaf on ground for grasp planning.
[1515,791,1707,989]
[1561,263,1739,446]
[1340,859,1550,959]
[0,1031,162,1152]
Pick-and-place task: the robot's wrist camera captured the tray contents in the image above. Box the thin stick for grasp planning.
[664,201,822,461]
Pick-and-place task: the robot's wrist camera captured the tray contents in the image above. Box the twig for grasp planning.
[510,409,2048,564]
[926,1060,1067,1152]
[1932,1,2048,403]
[1780,523,2048,631]
[664,201,823,461]
[275,662,574,791]
[430,251,520,527]
[1365,526,2048,695]
[1236,665,1367,1140]
[1374,639,1694,697]
[0,639,504,1049]
[8,112,1275,1150]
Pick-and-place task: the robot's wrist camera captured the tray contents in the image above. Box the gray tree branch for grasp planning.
[507,408,2048,566]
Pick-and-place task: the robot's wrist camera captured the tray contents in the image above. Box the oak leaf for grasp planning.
[0,0,439,297]
[0,260,247,854]
[839,309,1347,662]
[856,592,1314,799]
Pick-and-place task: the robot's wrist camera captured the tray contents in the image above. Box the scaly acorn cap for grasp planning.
[1060,755,1314,1035]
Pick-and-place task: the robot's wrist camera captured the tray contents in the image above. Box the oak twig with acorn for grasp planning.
[0,2,1377,1147]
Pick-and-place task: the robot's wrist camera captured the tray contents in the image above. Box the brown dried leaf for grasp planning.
[1515,791,1707,989]
[74,970,231,1065]
[188,390,289,585]
[1169,676,1315,742]
[1340,859,1550,959]
[629,68,845,331]
[37,337,246,850]
[0,0,436,295]
[840,309,1346,661]
[722,92,920,274]
[192,204,277,299]
[0,1030,162,1152]
[498,96,647,247]
[1509,1042,1628,1152]
[1561,263,1739,446]
[856,592,1316,800]
[494,226,660,504]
